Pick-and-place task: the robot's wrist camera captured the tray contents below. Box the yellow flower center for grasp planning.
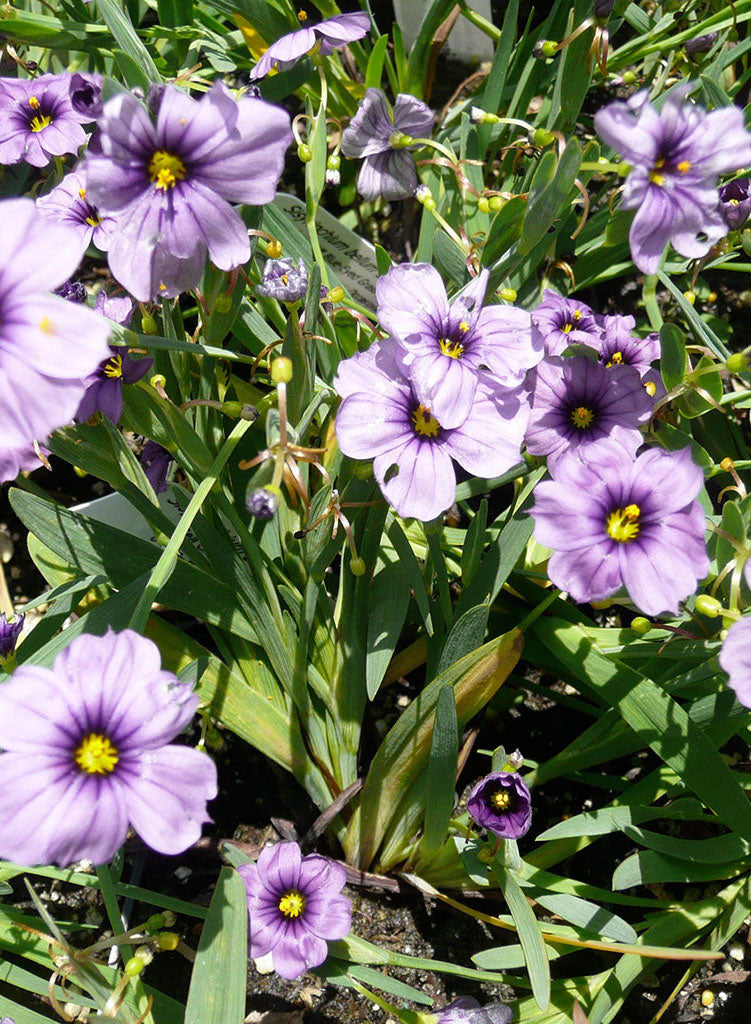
[573,309,582,321]
[411,404,441,438]
[730,198,740,207]
[104,354,123,379]
[606,351,623,366]
[570,405,594,429]
[677,159,691,174]
[278,890,306,918]
[489,788,512,811]
[605,503,641,544]
[439,337,465,359]
[74,733,119,775]
[86,214,102,227]
[30,113,52,133]
[148,150,187,191]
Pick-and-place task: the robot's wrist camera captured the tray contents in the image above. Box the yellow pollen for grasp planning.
[79,187,87,200]
[458,320,470,334]
[85,214,101,227]
[148,150,186,191]
[39,316,55,334]
[570,405,594,429]
[439,337,465,359]
[489,788,512,811]
[562,322,573,334]
[606,351,623,367]
[30,114,51,133]
[605,503,641,544]
[654,157,665,169]
[411,404,441,438]
[645,380,657,397]
[677,160,691,174]
[649,170,665,186]
[730,198,740,206]
[104,354,123,379]
[297,8,308,20]
[572,309,582,321]
[28,96,40,110]
[278,890,306,918]
[281,273,289,285]
[74,733,119,775]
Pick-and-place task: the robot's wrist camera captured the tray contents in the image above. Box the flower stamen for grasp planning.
[104,354,123,379]
[411,404,441,437]
[488,787,513,811]
[74,733,119,775]
[278,890,306,918]
[570,405,595,429]
[439,338,465,359]
[148,150,187,191]
[606,503,641,543]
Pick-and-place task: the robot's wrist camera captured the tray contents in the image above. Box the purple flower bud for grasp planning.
[467,771,532,839]
[257,257,308,302]
[0,613,24,659]
[247,487,279,520]
[437,997,512,1024]
[69,72,102,119]
[141,441,172,494]
[54,280,87,303]
[719,177,751,230]
[685,32,718,55]
[594,0,615,19]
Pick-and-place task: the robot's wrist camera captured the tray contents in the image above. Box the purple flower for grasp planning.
[55,280,88,303]
[341,88,434,201]
[436,997,512,1024]
[237,841,351,980]
[257,257,308,302]
[0,629,217,866]
[0,74,90,167]
[247,487,279,519]
[593,315,660,377]
[77,293,150,423]
[467,772,532,840]
[250,12,370,80]
[525,355,653,472]
[719,177,751,230]
[85,83,292,302]
[37,167,115,255]
[0,613,24,659]
[594,89,751,273]
[335,341,527,521]
[532,290,601,356]
[0,444,48,482]
[69,72,103,120]
[685,33,718,56]
[530,440,709,615]
[0,198,111,480]
[376,263,542,426]
[719,618,751,708]
[141,441,172,494]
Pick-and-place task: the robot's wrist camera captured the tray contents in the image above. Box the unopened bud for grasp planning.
[326,153,340,170]
[499,287,517,302]
[594,0,615,19]
[349,556,366,576]
[145,914,166,934]
[685,32,718,55]
[246,487,279,520]
[477,196,490,213]
[220,401,259,421]
[488,196,506,212]
[266,238,283,259]
[622,70,637,85]
[415,184,435,210]
[135,946,154,966]
[630,616,652,634]
[297,143,313,163]
[683,290,696,306]
[726,352,749,374]
[162,911,176,927]
[150,374,167,391]
[530,128,556,148]
[325,168,340,186]
[325,286,345,303]
[141,314,158,335]
[214,293,232,314]
[271,357,293,384]
[125,957,145,977]
[721,457,736,472]
[157,931,180,951]
[533,39,558,59]
[695,594,723,618]
[502,748,524,772]
[470,107,499,125]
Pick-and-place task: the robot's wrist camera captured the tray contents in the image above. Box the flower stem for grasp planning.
[96,862,132,962]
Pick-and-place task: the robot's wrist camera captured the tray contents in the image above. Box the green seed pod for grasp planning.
[695,594,723,618]
[271,357,293,384]
[141,314,158,335]
[297,143,313,163]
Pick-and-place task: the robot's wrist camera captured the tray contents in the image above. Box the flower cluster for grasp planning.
[334,264,543,520]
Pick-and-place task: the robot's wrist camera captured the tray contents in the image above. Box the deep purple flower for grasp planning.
[250,12,370,80]
[334,341,527,521]
[594,89,751,273]
[436,997,512,1024]
[141,441,172,494]
[719,177,751,230]
[525,355,653,471]
[0,74,90,167]
[238,841,351,980]
[77,293,149,423]
[85,83,292,301]
[0,613,24,659]
[0,198,111,480]
[530,440,709,615]
[376,263,542,426]
[247,487,279,519]
[593,314,660,377]
[55,280,88,303]
[467,772,532,839]
[0,629,217,866]
[341,88,434,201]
[69,72,103,120]
[257,257,308,302]
[685,33,718,56]
[37,168,114,255]
[594,0,615,18]
[719,618,751,708]
[531,291,601,356]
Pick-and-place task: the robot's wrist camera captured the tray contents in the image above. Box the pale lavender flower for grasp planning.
[341,88,434,201]
[77,293,150,423]
[530,440,709,615]
[719,177,751,230]
[0,198,111,480]
[250,12,370,80]
[85,83,292,301]
[257,257,308,302]
[37,167,114,255]
[719,618,751,708]
[531,291,601,356]
[593,314,660,377]
[376,263,543,426]
[0,629,217,866]
[0,613,24,659]
[0,444,48,482]
[141,441,172,494]
[467,771,532,840]
[594,89,751,273]
[334,341,528,521]
[0,74,90,167]
[525,355,653,471]
[436,997,512,1024]
[238,841,351,980]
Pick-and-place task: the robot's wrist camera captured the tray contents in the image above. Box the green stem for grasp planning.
[96,863,132,962]
[517,588,562,632]
[425,527,452,630]
[457,0,501,42]
[305,67,330,287]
